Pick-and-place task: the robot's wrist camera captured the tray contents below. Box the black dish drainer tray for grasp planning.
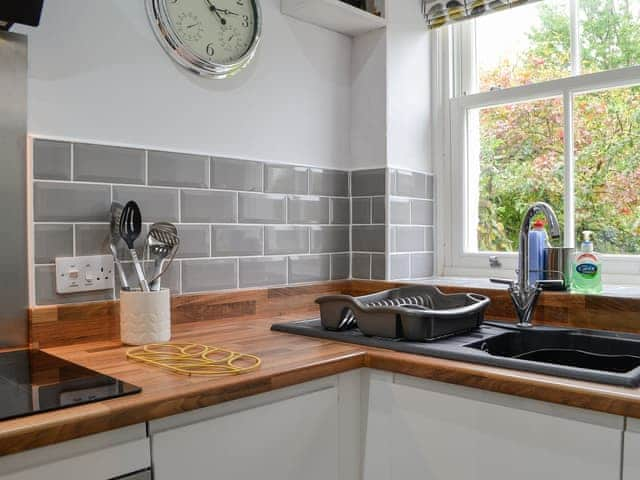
[316,286,491,342]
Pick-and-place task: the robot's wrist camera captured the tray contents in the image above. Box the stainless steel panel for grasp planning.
[0,32,28,346]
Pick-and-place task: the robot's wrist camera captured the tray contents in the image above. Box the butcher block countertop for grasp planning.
[5,280,640,456]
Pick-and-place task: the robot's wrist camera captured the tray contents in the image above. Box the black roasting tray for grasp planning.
[315,286,491,342]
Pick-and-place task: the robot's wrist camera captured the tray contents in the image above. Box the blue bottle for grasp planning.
[528,219,548,285]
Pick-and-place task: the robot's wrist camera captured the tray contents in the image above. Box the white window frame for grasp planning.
[433,0,640,284]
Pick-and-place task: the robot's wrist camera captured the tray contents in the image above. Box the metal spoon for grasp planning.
[109,202,129,291]
[119,201,149,292]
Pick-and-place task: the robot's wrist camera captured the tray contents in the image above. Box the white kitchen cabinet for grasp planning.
[364,372,624,480]
[150,373,359,480]
[623,418,640,479]
[0,424,150,480]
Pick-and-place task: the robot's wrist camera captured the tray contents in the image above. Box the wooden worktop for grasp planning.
[4,280,640,457]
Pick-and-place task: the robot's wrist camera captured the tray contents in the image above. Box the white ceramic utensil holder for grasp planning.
[120,289,171,345]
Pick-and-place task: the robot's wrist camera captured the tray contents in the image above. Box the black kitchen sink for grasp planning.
[272,319,640,387]
[465,329,640,374]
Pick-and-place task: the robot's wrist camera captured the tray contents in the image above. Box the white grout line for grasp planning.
[70,143,75,180]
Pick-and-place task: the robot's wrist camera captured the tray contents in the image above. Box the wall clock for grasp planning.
[146,0,262,79]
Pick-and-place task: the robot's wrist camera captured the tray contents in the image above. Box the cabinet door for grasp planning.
[152,387,339,480]
[623,420,640,479]
[388,379,622,480]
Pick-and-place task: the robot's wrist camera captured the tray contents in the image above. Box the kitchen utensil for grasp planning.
[110,202,130,291]
[147,222,180,291]
[126,342,261,376]
[119,201,149,292]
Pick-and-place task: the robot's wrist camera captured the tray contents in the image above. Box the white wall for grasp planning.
[350,29,387,170]
[17,0,352,169]
[386,0,431,173]
[349,0,431,173]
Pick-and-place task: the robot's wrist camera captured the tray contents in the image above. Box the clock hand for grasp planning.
[186,22,200,29]
[203,0,227,25]
[218,9,239,16]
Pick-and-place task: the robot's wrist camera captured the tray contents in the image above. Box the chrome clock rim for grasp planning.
[145,0,262,79]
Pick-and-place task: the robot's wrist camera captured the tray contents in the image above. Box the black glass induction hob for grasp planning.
[0,349,140,422]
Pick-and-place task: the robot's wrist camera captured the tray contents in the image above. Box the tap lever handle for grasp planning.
[536,279,565,290]
[490,278,516,288]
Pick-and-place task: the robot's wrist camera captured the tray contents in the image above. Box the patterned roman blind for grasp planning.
[422,0,540,29]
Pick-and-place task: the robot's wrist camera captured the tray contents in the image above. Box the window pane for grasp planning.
[472,98,565,252]
[580,0,640,75]
[474,0,570,93]
[574,86,640,254]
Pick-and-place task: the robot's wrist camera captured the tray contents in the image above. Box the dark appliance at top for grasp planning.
[0,0,45,30]
[0,349,140,422]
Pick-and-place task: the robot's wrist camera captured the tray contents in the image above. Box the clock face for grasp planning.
[167,0,257,65]
[146,0,261,78]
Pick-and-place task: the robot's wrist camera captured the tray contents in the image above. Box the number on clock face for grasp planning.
[166,0,256,65]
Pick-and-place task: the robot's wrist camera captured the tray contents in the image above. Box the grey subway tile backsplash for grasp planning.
[239,257,287,288]
[288,255,330,283]
[74,143,145,185]
[331,253,350,280]
[351,169,386,196]
[371,254,386,280]
[264,164,308,194]
[394,226,425,253]
[426,175,434,200]
[35,265,113,305]
[182,259,238,293]
[31,139,438,304]
[372,197,385,224]
[181,190,236,223]
[388,170,435,280]
[411,199,433,226]
[330,198,350,225]
[288,196,330,224]
[352,225,385,252]
[148,151,209,188]
[411,253,434,279]
[33,139,71,180]
[239,192,286,224]
[390,198,411,224]
[34,224,73,264]
[390,254,411,280]
[264,226,309,255]
[34,182,110,222]
[394,170,427,198]
[75,224,110,257]
[310,226,349,253]
[351,198,371,224]
[351,253,371,280]
[212,225,263,257]
[309,169,349,197]
[113,186,179,223]
[176,225,211,258]
[425,226,434,252]
[211,157,262,192]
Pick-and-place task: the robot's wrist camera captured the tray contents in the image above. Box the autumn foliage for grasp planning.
[478,0,640,253]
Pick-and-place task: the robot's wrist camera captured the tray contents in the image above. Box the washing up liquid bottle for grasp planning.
[528,219,548,285]
[571,231,603,294]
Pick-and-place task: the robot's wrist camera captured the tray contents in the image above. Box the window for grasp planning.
[438,0,640,280]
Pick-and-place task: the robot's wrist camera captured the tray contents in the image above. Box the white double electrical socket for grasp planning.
[55,255,115,294]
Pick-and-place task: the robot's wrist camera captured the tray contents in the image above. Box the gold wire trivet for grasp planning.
[126,343,261,376]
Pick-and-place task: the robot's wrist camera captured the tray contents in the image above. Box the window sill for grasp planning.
[415,276,640,299]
